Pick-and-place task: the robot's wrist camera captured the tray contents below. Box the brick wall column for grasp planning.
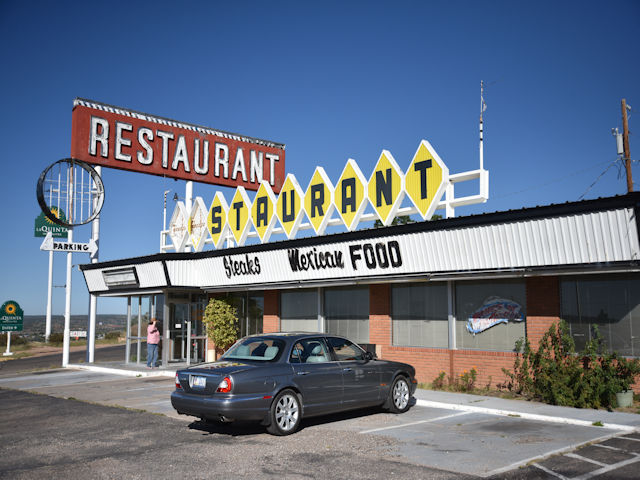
[263,289,280,333]
[526,276,560,346]
[369,284,391,357]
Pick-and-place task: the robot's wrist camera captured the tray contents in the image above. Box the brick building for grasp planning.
[81,193,640,386]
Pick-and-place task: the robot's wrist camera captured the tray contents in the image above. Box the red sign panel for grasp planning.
[71,99,286,192]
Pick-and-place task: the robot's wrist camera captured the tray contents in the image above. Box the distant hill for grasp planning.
[22,314,128,338]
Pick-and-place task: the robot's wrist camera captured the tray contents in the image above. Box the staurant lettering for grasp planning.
[71,99,286,192]
[287,247,344,272]
[223,254,261,279]
[349,241,402,270]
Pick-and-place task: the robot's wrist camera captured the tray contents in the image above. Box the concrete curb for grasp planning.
[415,399,637,432]
[66,363,176,378]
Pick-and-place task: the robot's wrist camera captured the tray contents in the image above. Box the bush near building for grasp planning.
[202,298,239,354]
[499,321,640,409]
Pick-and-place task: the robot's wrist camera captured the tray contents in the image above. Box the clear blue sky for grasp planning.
[1,1,638,315]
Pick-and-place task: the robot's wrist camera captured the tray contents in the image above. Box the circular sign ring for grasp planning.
[36,158,105,227]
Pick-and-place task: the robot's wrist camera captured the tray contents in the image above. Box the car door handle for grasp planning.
[343,367,353,372]
[296,371,310,376]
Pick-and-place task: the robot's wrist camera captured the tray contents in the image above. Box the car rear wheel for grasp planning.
[267,389,302,435]
[387,376,410,413]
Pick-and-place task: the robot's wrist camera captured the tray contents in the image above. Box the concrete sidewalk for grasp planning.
[65,361,640,432]
[413,389,640,432]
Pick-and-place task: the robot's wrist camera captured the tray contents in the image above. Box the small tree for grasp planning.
[202,298,239,353]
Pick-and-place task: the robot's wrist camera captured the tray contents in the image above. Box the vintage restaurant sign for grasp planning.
[173,139,449,251]
[71,99,286,192]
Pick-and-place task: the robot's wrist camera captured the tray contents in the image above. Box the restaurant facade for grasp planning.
[80,192,640,386]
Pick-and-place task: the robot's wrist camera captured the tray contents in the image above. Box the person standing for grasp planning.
[147,318,160,368]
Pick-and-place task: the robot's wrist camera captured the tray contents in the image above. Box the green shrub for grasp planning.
[48,332,64,345]
[0,333,28,346]
[430,367,478,393]
[500,321,640,409]
[431,371,447,390]
[104,331,122,341]
[202,298,239,352]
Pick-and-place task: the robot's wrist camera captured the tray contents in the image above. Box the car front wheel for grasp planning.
[387,376,411,414]
[267,389,302,435]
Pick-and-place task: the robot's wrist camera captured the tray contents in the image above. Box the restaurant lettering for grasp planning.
[71,99,286,191]
[223,254,261,279]
[349,241,402,270]
[287,247,344,272]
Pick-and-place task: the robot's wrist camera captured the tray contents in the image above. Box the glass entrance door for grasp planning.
[170,303,189,362]
[168,293,207,363]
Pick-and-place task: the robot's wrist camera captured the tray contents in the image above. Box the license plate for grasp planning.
[191,375,206,388]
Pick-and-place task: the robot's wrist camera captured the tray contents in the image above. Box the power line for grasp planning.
[493,159,615,200]
[578,161,618,200]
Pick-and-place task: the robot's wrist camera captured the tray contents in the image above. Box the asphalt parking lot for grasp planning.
[1,367,640,479]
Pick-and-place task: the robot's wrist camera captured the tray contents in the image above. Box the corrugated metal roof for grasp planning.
[81,193,640,294]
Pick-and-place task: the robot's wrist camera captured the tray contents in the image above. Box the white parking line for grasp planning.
[360,411,470,434]
[415,399,637,432]
[573,454,640,480]
[482,431,626,478]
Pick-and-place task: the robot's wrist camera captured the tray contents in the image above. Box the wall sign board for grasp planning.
[71,99,286,192]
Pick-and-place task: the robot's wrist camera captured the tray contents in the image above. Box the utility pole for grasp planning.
[622,98,633,193]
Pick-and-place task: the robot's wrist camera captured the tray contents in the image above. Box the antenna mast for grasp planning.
[480,80,485,170]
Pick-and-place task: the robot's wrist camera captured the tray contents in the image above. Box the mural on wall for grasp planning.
[467,297,524,335]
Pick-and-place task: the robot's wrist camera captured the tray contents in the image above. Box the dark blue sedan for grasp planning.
[171,332,417,435]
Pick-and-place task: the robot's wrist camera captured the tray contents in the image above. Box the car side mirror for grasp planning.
[365,351,376,361]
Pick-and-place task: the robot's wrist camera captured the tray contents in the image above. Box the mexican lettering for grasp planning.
[287,247,344,272]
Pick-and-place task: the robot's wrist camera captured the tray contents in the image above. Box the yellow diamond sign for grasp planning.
[187,197,209,252]
[228,186,252,246]
[367,150,405,226]
[207,191,230,249]
[276,174,304,239]
[304,167,335,235]
[251,182,278,243]
[405,140,449,220]
[335,159,368,231]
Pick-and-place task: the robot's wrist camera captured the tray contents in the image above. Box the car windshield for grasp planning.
[221,337,285,362]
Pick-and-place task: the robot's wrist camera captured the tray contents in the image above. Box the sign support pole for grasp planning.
[185,181,193,252]
[63,167,74,368]
[87,166,101,363]
[3,332,12,356]
[63,229,72,367]
[45,250,53,342]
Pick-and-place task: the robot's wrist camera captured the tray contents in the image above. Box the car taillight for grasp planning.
[175,373,182,389]
[216,376,232,393]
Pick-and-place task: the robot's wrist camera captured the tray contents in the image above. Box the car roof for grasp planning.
[243,332,342,343]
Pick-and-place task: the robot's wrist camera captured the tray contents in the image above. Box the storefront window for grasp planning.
[455,280,526,351]
[224,292,264,338]
[280,289,318,332]
[561,274,640,356]
[392,283,448,348]
[324,287,369,344]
